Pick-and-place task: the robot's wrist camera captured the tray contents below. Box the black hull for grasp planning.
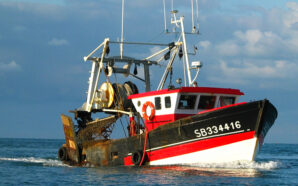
[61,99,277,166]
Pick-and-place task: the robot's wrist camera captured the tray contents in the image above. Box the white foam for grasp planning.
[0,157,70,167]
[186,160,281,170]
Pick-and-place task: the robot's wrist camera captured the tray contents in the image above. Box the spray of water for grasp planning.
[0,157,70,167]
[186,160,281,170]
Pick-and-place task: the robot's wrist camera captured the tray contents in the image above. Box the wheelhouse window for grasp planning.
[198,95,216,109]
[155,97,161,110]
[178,95,197,109]
[219,96,235,107]
[165,96,171,108]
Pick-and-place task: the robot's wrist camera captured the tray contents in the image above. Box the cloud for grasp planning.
[284,2,298,28]
[197,2,298,89]
[48,38,69,46]
[234,29,262,45]
[0,1,117,21]
[214,29,287,57]
[0,61,21,72]
[0,1,64,19]
[199,40,211,50]
[208,59,298,86]
[216,40,240,56]
[221,60,296,79]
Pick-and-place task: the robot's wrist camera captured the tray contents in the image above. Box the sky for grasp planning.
[0,0,297,143]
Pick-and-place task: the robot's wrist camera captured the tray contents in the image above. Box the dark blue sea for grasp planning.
[0,138,297,185]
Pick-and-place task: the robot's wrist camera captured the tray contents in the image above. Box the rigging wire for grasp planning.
[146,30,165,43]
[113,72,129,137]
[119,118,127,138]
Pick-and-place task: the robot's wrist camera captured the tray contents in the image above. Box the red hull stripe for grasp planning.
[124,131,255,165]
[128,87,244,99]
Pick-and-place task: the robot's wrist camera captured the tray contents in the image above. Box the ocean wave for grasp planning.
[186,160,281,170]
[0,157,69,167]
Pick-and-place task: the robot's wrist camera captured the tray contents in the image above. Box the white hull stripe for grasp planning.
[149,137,259,165]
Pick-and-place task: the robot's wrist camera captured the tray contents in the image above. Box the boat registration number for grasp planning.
[194,121,242,138]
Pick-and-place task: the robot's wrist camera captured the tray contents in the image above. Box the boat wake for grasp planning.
[144,161,282,178]
[186,160,281,170]
[0,157,70,167]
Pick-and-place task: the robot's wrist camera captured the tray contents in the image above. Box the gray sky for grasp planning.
[0,0,297,143]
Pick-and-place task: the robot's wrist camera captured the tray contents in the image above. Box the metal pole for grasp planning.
[120,0,124,59]
[144,64,150,92]
[158,48,178,90]
[85,38,109,112]
[180,17,192,86]
[85,61,99,111]
[163,0,167,32]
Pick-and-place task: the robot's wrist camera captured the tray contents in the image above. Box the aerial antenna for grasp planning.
[120,0,125,59]
[196,0,200,32]
[191,0,195,32]
[163,0,167,32]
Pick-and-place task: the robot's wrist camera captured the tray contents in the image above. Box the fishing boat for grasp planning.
[57,2,277,167]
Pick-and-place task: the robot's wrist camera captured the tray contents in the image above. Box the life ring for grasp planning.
[58,146,68,161]
[142,101,155,121]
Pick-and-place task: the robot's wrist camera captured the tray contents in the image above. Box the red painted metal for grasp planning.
[124,131,255,166]
[147,131,255,162]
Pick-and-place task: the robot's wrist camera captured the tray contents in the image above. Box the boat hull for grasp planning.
[148,136,259,165]
[61,99,277,166]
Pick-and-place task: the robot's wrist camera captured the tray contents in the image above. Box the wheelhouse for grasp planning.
[129,87,244,132]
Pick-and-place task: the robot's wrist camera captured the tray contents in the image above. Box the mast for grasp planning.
[171,11,193,86]
[120,0,124,59]
[180,17,192,86]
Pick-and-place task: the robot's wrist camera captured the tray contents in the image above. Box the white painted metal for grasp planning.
[84,40,107,62]
[149,137,259,166]
[195,0,200,31]
[163,0,167,32]
[120,0,124,59]
[182,56,187,86]
[130,92,241,119]
[157,47,178,90]
[191,0,194,32]
[84,38,110,112]
[171,15,193,86]
[131,93,179,117]
[144,42,180,61]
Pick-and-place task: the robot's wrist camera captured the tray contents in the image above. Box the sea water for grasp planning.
[0,138,297,185]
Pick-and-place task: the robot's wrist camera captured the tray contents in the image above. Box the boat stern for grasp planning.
[58,114,81,165]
